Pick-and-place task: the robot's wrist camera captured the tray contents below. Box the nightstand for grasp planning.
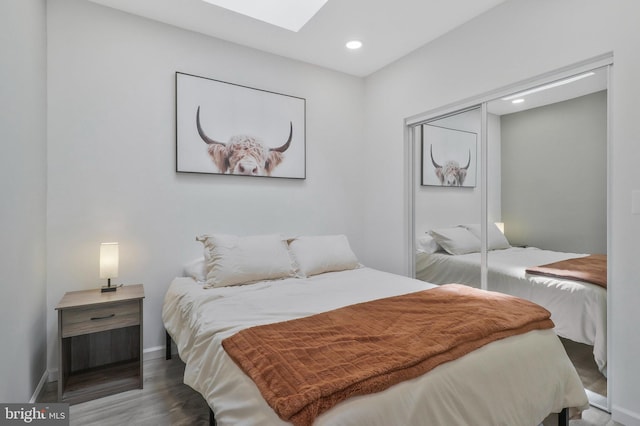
[56,284,145,404]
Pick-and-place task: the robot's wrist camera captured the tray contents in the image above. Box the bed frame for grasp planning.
[165,330,569,426]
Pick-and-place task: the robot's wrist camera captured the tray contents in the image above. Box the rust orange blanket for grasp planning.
[222,284,554,426]
[526,254,607,289]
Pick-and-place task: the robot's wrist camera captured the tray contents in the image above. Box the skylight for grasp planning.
[201,0,329,32]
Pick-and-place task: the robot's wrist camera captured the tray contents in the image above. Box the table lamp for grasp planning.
[100,242,119,293]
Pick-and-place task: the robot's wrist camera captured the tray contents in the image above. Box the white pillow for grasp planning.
[429,227,481,255]
[196,234,296,288]
[183,257,206,282]
[288,235,359,277]
[462,223,511,250]
[416,235,441,254]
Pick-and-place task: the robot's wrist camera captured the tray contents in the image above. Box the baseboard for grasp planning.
[143,344,177,361]
[612,404,640,426]
[48,368,58,383]
[143,345,166,361]
[29,370,50,403]
[585,389,608,412]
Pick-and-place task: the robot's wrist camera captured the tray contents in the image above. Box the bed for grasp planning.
[163,233,588,426]
[416,225,607,375]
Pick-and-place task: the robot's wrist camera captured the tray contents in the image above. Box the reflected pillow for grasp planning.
[288,235,359,277]
[197,234,296,288]
[462,223,511,250]
[429,227,481,255]
[416,234,441,254]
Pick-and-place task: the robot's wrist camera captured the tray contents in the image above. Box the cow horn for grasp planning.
[270,121,293,153]
[430,145,441,169]
[196,106,225,146]
[462,149,471,170]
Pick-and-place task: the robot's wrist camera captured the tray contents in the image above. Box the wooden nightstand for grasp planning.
[56,284,145,404]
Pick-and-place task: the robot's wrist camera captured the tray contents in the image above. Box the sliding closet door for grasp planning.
[484,67,609,407]
[407,58,612,411]
[412,107,483,289]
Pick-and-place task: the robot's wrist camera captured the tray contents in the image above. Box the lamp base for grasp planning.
[101,286,117,293]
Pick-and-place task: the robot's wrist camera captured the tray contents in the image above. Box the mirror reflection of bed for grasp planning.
[415,232,607,402]
[413,67,608,407]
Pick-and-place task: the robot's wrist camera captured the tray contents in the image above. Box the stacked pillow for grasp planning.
[416,234,440,254]
[424,223,511,255]
[428,227,481,255]
[191,233,360,288]
[197,234,296,288]
[462,223,511,250]
[288,234,359,277]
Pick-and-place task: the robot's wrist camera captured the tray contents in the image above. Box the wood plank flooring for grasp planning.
[39,357,209,425]
[39,355,615,425]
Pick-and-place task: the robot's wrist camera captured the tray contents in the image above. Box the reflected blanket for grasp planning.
[526,254,607,289]
[222,283,554,426]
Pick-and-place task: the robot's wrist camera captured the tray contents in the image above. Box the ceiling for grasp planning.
[487,67,608,116]
[88,0,508,77]
[86,0,606,109]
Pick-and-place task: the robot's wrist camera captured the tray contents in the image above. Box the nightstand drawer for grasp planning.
[62,300,140,337]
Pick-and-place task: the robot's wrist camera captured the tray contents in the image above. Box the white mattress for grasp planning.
[416,247,607,375]
[163,267,588,426]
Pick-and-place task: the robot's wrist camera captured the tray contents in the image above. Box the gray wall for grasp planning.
[501,91,607,254]
[0,0,48,402]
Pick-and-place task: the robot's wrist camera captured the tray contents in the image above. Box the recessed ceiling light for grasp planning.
[512,99,525,104]
[201,0,328,32]
[502,72,595,101]
[346,40,363,50]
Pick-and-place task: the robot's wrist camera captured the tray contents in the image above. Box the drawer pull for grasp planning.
[91,313,115,321]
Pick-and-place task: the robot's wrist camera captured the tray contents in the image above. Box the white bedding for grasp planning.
[163,267,588,426]
[416,246,607,375]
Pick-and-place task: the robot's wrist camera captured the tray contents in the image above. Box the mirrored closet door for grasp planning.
[408,61,611,410]
[413,107,483,288]
[485,67,609,408]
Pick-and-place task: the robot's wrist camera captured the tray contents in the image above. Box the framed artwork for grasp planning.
[176,72,306,179]
[421,124,477,187]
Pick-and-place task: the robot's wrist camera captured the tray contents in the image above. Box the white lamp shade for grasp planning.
[495,222,505,234]
[100,242,119,279]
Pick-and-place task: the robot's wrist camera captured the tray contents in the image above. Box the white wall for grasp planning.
[363,0,640,423]
[501,91,607,254]
[0,0,48,402]
[46,0,365,372]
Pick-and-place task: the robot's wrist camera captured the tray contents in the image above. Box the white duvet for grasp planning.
[416,247,607,375]
[163,267,587,426]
